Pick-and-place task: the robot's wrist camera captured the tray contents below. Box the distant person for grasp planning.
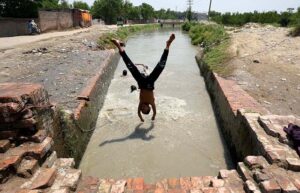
[111,34,175,122]
[28,19,40,35]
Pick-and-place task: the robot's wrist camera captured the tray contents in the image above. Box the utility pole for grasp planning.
[208,0,212,21]
[187,0,193,21]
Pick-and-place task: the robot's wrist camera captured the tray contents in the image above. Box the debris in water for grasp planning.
[131,85,137,93]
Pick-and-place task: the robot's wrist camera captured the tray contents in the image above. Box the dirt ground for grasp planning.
[0,24,117,110]
[227,24,300,117]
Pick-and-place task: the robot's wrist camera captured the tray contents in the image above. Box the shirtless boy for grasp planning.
[111,34,175,122]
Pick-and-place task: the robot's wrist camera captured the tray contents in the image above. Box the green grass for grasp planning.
[182,22,233,76]
[98,24,159,50]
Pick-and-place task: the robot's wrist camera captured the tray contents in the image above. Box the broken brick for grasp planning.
[0,140,10,153]
[30,168,57,189]
[76,176,100,193]
[110,180,127,193]
[17,158,39,178]
[259,180,281,193]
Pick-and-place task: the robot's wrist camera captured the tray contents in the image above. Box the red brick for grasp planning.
[110,180,127,193]
[273,174,298,193]
[76,176,100,193]
[51,168,81,191]
[0,83,48,105]
[0,102,24,116]
[98,179,112,193]
[259,180,281,193]
[237,162,252,181]
[144,184,156,192]
[0,118,37,130]
[180,177,192,191]
[167,189,187,193]
[156,179,168,190]
[244,180,259,193]
[154,188,165,193]
[132,178,144,190]
[286,158,300,172]
[0,155,22,171]
[30,130,48,143]
[201,187,218,193]
[210,179,224,188]
[0,130,19,140]
[127,178,133,189]
[216,187,231,193]
[244,156,269,170]
[168,178,180,189]
[191,177,204,189]
[0,139,10,153]
[30,168,57,189]
[27,137,53,159]
[16,189,43,193]
[201,176,215,187]
[17,158,39,178]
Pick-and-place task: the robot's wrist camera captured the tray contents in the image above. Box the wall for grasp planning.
[52,50,120,165]
[38,9,73,32]
[0,18,34,37]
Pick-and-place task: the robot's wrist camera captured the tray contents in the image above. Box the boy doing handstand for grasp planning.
[111,34,175,122]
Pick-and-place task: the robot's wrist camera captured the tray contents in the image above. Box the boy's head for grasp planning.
[141,103,151,115]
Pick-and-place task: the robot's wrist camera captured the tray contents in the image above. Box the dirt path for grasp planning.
[227,24,300,117]
[0,24,117,110]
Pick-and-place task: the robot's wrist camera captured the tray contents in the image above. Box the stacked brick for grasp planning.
[0,83,82,193]
[0,83,53,145]
[76,156,300,193]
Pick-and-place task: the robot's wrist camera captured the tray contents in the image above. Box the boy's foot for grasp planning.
[111,39,125,47]
[111,39,121,47]
[166,34,175,47]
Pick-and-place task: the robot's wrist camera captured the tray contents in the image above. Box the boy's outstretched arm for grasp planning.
[138,103,144,122]
[151,102,156,121]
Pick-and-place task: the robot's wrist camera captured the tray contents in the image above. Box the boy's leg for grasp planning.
[111,39,142,81]
[148,49,169,82]
[149,34,175,82]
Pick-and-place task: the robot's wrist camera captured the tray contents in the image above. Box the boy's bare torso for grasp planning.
[140,89,154,104]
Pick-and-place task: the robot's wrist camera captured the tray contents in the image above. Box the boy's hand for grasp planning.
[140,118,145,122]
[151,116,155,121]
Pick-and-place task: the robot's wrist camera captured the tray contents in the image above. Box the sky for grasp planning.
[68,0,300,13]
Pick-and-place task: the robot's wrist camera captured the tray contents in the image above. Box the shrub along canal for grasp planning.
[79,29,233,183]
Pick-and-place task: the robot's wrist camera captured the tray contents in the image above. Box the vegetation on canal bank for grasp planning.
[97,24,159,50]
[182,22,233,76]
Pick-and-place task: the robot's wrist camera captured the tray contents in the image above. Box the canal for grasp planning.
[79,29,233,182]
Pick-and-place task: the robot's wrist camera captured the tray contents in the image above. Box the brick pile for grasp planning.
[0,83,82,193]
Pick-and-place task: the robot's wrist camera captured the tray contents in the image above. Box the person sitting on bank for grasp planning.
[111,34,175,122]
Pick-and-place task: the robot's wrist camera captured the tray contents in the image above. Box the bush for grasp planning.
[182,22,232,76]
[97,24,158,49]
[290,24,300,37]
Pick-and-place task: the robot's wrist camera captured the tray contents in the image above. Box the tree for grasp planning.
[91,0,123,24]
[73,1,89,10]
[139,3,154,20]
[41,0,59,9]
[59,0,70,8]
[0,0,42,18]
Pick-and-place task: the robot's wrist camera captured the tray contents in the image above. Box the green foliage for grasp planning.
[97,24,158,49]
[0,0,42,18]
[59,0,70,9]
[139,3,154,20]
[290,23,300,37]
[210,9,300,27]
[183,22,232,76]
[73,1,89,10]
[91,0,123,24]
[41,0,60,9]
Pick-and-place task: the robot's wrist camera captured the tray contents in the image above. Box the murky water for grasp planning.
[79,30,233,182]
